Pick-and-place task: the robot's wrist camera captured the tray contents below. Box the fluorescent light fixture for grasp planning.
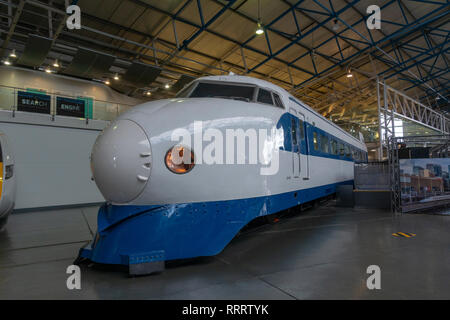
[45,68,52,73]
[145,91,152,96]
[164,83,170,89]
[105,79,110,85]
[9,49,17,58]
[53,59,60,68]
[114,73,119,80]
[3,60,11,65]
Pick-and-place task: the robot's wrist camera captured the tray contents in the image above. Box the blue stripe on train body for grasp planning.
[79,180,354,265]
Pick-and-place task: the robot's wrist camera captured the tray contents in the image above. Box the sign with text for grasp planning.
[17,91,51,114]
[56,97,86,118]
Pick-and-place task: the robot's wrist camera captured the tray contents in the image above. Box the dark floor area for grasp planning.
[0,203,449,299]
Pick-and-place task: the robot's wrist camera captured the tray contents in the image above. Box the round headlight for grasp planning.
[165,145,195,174]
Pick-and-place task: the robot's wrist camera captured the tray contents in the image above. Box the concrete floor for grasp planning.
[0,203,449,300]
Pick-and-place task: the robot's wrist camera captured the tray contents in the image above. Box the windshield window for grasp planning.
[181,82,255,102]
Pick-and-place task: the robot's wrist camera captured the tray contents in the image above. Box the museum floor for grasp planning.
[1,202,449,299]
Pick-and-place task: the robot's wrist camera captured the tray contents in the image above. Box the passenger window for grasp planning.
[320,134,329,153]
[257,89,274,105]
[345,145,351,157]
[338,142,344,156]
[331,140,337,155]
[273,93,284,108]
[291,118,297,145]
[299,120,305,140]
[313,132,319,151]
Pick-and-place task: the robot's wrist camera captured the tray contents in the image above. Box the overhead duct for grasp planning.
[171,75,196,93]
[122,61,161,87]
[64,47,115,79]
[17,34,52,68]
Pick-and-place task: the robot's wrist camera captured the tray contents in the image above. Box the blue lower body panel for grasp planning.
[78,180,353,267]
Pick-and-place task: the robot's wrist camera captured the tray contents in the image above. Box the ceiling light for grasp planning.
[45,68,52,73]
[105,79,110,85]
[332,19,340,32]
[53,59,60,68]
[255,22,264,35]
[145,91,152,96]
[164,83,170,89]
[3,60,11,66]
[346,69,353,78]
[9,49,17,58]
[114,73,119,80]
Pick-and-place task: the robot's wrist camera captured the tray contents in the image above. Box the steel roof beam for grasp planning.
[292,2,448,92]
[0,0,24,57]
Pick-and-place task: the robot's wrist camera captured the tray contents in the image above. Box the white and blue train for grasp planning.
[77,75,367,274]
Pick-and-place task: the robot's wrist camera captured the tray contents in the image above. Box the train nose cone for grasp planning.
[91,119,151,203]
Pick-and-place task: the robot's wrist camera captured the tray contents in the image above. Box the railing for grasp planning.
[0,85,136,122]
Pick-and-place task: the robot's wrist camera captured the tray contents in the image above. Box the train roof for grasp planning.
[196,74,365,148]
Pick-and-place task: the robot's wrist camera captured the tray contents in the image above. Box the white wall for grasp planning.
[0,111,107,210]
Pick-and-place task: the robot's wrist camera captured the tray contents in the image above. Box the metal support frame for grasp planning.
[379,81,450,161]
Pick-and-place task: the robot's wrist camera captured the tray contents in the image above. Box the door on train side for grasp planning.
[297,113,309,180]
[289,108,300,178]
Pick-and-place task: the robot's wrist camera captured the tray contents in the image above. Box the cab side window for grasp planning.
[257,89,274,105]
[273,93,284,108]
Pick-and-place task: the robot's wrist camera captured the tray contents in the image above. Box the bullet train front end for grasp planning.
[77,77,285,275]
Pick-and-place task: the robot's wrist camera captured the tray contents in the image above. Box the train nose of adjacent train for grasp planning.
[91,119,151,203]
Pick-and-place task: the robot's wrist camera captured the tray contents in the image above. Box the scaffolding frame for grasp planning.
[378,80,450,161]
